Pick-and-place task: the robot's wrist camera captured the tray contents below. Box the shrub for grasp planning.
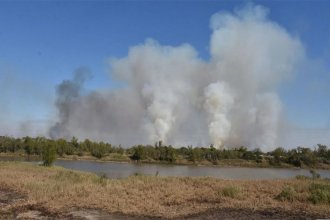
[308,183,330,204]
[221,186,241,198]
[133,172,144,176]
[310,169,321,179]
[276,186,297,202]
[295,175,310,180]
[97,173,108,186]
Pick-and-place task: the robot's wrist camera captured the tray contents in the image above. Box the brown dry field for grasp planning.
[0,162,329,219]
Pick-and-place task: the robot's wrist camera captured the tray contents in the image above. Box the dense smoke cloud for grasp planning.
[50,5,304,151]
[49,67,91,139]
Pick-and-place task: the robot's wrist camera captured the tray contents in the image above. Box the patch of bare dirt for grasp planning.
[67,208,151,220]
[0,188,143,220]
[0,188,24,207]
[181,207,328,220]
[0,188,59,219]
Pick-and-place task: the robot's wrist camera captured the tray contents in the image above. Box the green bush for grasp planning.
[276,186,297,202]
[295,175,310,180]
[42,142,56,166]
[221,186,241,198]
[308,183,330,204]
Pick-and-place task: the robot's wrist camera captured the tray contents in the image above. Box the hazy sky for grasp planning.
[0,1,329,148]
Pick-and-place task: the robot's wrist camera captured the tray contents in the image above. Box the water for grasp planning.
[1,156,329,179]
[52,159,330,180]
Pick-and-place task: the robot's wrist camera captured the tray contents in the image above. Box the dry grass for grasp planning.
[0,161,329,219]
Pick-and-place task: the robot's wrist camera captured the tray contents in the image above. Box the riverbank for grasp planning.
[2,152,330,169]
[0,162,329,219]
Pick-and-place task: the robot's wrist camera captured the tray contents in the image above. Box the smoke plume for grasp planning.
[50,5,304,151]
[49,67,91,139]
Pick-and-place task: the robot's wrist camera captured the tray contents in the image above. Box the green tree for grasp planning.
[23,136,33,155]
[56,139,67,156]
[70,136,79,153]
[166,146,176,163]
[42,141,56,166]
[299,147,317,166]
[270,147,287,165]
[253,148,263,163]
[131,145,146,161]
[90,142,108,158]
[188,146,202,162]
[316,144,329,162]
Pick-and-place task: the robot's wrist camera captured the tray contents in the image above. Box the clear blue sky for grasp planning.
[0,0,329,144]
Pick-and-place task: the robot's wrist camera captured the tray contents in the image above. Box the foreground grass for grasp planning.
[0,162,330,219]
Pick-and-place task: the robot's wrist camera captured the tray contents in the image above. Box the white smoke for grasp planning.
[204,82,234,148]
[50,4,304,151]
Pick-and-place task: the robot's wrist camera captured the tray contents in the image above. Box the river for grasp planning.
[52,159,330,180]
[2,156,330,179]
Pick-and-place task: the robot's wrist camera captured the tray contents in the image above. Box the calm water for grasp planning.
[51,159,330,180]
[2,156,330,179]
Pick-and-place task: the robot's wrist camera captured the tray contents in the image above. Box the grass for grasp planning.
[275,180,330,205]
[276,186,297,202]
[96,173,108,186]
[309,183,330,204]
[220,186,242,199]
[0,162,329,218]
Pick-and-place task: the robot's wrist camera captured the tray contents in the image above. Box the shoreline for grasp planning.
[1,152,330,170]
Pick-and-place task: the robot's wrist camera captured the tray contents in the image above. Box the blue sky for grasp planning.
[0,0,329,145]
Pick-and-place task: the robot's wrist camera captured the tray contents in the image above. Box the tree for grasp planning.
[23,136,33,155]
[188,146,202,162]
[55,139,67,156]
[287,149,302,167]
[93,142,108,158]
[70,136,79,153]
[33,137,45,155]
[253,148,263,163]
[42,142,56,166]
[270,147,287,165]
[131,145,146,161]
[316,144,328,158]
[299,147,317,166]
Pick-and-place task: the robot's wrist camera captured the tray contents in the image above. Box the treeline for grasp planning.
[129,142,330,167]
[0,136,123,159]
[0,136,330,167]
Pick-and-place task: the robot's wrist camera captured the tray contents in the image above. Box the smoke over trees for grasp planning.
[49,67,91,139]
[49,5,304,151]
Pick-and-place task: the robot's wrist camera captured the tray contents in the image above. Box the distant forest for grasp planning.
[0,136,329,168]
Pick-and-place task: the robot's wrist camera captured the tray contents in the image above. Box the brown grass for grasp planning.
[0,161,329,219]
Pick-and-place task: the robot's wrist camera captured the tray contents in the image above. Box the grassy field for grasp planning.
[0,162,330,219]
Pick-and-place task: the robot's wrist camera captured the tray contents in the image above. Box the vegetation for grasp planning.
[0,162,329,219]
[1,136,330,168]
[309,183,330,204]
[42,141,56,166]
[276,186,297,202]
[275,181,330,206]
[220,186,242,199]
